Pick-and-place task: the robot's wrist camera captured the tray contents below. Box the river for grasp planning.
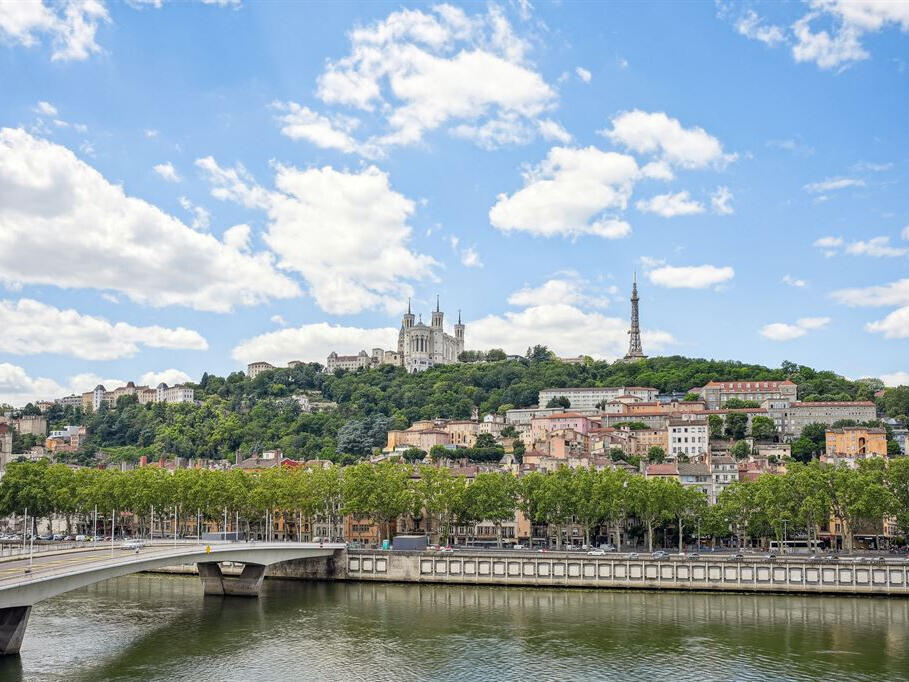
[4,574,908,681]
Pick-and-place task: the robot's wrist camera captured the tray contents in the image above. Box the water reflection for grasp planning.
[14,576,909,681]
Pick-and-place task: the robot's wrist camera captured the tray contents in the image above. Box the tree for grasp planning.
[464,472,518,548]
[683,393,700,402]
[486,349,507,362]
[750,416,777,441]
[475,433,497,449]
[647,446,666,463]
[707,415,724,439]
[724,413,748,440]
[545,396,571,409]
[628,476,677,551]
[731,441,751,460]
[800,423,828,452]
[723,399,760,408]
[820,462,895,552]
[667,486,707,553]
[402,447,426,462]
[790,437,817,463]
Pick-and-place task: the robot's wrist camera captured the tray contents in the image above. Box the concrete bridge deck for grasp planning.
[0,541,344,655]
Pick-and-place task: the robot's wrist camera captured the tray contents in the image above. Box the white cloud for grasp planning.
[641,161,674,181]
[866,307,909,339]
[881,371,909,388]
[153,162,180,182]
[489,146,637,239]
[139,369,194,386]
[460,246,483,268]
[735,9,785,45]
[0,0,110,61]
[760,316,830,341]
[313,5,557,151]
[469,302,674,360]
[0,128,300,312]
[270,315,287,326]
[575,66,592,83]
[636,190,704,217]
[902,225,909,241]
[814,235,908,257]
[845,236,908,257]
[782,274,807,287]
[178,196,211,231]
[232,322,399,366]
[804,176,865,193]
[600,109,734,169]
[536,119,572,144]
[198,156,436,315]
[0,364,131,407]
[832,278,909,340]
[852,161,893,172]
[710,186,734,215]
[271,101,380,158]
[0,298,208,360]
[647,264,735,289]
[813,236,843,248]
[34,100,58,116]
[144,129,159,138]
[507,275,609,309]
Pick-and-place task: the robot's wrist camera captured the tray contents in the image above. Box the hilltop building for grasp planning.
[327,298,465,373]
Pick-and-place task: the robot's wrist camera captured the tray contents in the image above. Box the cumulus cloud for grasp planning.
[804,176,865,193]
[600,109,734,169]
[232,322,399,366]
[178,196,211,231]
[139,369,194,386]
[0,128,300,312]
[636,191,704,217]
[469,301,674,360]
[270,101,380,158]
[0,0,110,61]
[729,1,909,70]
[760,316,830,341]
[735,9,785,45]
[832,278,909,340]
[34,100,58,116]
[0,363,72,407]
[198,156,436,315]
[310,4,558,151]
[153,161,180,182]
[270,314,287,326]
[814,235,907,257]
[507,274,609,309]
[881,371,909,388]
[647,264,735,289]
[710,186,734,215]
[782,274,807,287]
[0,298,208,360]
[460,246,483,268]
[575,66,592,82]
[489,146,637,239]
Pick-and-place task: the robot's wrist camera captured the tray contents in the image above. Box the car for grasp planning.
[75,534,87,542]
[52,534,64,541]
[651,550,669,559]
[824,555,838,563]
[512,544,526,550]
[587,548,606,556]
[764,552,777,560]
[600,544,616,552]
[731,552,745,561]
[440,546,454,553]
[38,534,53,541]
[537,548,548,553]
[685,552,701,560]
[627,552,640,560]
[121,539,145,551]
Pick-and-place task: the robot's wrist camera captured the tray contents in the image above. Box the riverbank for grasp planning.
[147,549,909,596]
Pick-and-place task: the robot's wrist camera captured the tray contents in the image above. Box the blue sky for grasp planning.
[1,0,908,405]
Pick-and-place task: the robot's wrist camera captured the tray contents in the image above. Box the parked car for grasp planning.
[651,550,669,559]
[440,546,454,553]
[685,552,701,560]
[52,534,64,541]
[587,548,606,556]
[75,534,88,541]
[600,544,616,552]
[627,552,640,560]
[731,551,745,560]
[38,534,53,541]
[512,544,526,550]
[120,539,145,551]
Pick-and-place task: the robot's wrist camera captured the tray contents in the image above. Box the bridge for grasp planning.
[0,541,344,655]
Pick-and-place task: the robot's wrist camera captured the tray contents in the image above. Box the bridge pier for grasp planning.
[0,606,31,655]
[197,562,266,597]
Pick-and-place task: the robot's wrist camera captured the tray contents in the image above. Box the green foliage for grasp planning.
[750,415,777,441]
[647,446,666,463]
[475,433,497,449]
[707,414,724,439]
[723,399,760,408]
[611,421,649,431]
[682,393,700,401]
[878,386,909,419]
[11,432,41,453]
[401,448,426,462]
[731,441,751,460]
[546,396,571,409]
[724,413,748,440]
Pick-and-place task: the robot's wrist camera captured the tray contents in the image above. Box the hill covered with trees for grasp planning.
[24,351,906,466]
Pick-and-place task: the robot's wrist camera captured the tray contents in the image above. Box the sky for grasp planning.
[0,0,908,406]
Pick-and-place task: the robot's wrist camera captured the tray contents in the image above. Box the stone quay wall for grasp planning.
[340,550,909,596]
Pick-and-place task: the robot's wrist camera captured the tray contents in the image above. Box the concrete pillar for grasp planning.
[197,562,266,597]
[197,562,225,595]
[0,606,31,656]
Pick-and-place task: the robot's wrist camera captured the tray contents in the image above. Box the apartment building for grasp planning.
[537,386,659,410]
[668,419,709,459]
[693,380,797,409]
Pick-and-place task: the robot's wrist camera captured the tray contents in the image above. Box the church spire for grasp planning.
[622,274,646,363]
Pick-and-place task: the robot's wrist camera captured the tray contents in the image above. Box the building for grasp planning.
[621,274,646,363]
[678,462,712,498]
[246,362,276,379]
[693,380,798,410]
[326,298,465,374]
[822,426,888,467]
[13,415,47,437]
[59,395,82,409]
[537,386,659,410]
[81,382,195,411]
[765,401,878,439]
[668,419,709,459]
[709,455,738,504]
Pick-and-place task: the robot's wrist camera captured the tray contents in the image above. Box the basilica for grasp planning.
[325,298,465,373]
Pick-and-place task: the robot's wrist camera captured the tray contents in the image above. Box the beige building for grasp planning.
[693,380,797,409]
[246,361,276,378]
[764,401,878,439]
[537,386,658,410]
[668,419,709,459]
